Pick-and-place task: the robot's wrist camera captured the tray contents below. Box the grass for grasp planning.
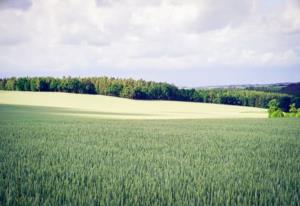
[0,104,299,205]
[0,91,267,119]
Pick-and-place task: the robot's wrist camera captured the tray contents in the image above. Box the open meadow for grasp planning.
[0,92,300,205]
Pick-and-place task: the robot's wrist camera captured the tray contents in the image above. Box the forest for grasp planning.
[0,76,299,111]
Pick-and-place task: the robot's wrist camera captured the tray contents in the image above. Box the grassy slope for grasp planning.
[0,91,267,119]
[0,104,299,205]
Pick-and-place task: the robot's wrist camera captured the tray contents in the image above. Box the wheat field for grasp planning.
[0,104,299,205]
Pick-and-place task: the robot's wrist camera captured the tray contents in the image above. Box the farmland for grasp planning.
[0,91,266,119]
[0,102,300,205]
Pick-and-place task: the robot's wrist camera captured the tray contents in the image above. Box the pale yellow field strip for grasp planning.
[0,91,267,119]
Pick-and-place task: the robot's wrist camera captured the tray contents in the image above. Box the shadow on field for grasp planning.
[0,104,152,120]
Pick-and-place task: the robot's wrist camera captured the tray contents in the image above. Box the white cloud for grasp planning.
[0,0,299,84]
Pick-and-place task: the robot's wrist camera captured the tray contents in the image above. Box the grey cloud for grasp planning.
[0,0,32,10]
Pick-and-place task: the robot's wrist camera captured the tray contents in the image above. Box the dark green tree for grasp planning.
[107,83,123,96]
[278,96,291,112]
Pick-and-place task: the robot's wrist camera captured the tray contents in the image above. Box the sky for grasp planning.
[0,0,299,87]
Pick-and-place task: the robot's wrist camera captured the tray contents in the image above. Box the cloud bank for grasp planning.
[0,0,299,86]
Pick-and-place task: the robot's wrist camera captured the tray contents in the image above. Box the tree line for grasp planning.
[0,76,299,111]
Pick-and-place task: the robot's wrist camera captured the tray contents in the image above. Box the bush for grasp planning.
[270,109,284,118]
[296,109,300,118]
[268,99,279,117]
[289,103,297,113]
[284,112,296,118]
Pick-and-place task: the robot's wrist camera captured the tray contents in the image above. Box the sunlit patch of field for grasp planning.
[0,91,267,119]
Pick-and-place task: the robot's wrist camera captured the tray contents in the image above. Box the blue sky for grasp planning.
[0,0,299,87]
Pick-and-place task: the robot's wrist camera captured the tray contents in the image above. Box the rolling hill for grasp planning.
[0,91,266,119]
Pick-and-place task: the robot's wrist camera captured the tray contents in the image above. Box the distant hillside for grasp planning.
[0,91,267,119]
[194,82,291,90]
[280,83,300,96]
[245,82,300,96]
[196,82,300,97]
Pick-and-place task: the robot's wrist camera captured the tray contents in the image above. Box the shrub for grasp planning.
[268,99,279,118]
[271,109,284,118]
[284,112,296,118]
[296,109,300,118]
[289,103,297,113]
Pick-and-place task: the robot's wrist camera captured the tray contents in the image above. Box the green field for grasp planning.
[0,104,299,205]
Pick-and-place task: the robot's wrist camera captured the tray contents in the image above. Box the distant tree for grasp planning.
[30,78,39,91]
[148,85,163,99]
[5,78,16,90]
[38,78,50,91]
[80,79,96,94]
[120,86,134,98]
[60,77,69,92]
[0,79,5,90]
[160,83,178,100]
[292,97,300,108]
[278,96,291,112]
[107,83,123,96]
[220,95,240,105]
[133,87,148,99]
[16,77,30,91]
[61,77,80,93]
[192,91,204,102]
[49,78,59,91]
